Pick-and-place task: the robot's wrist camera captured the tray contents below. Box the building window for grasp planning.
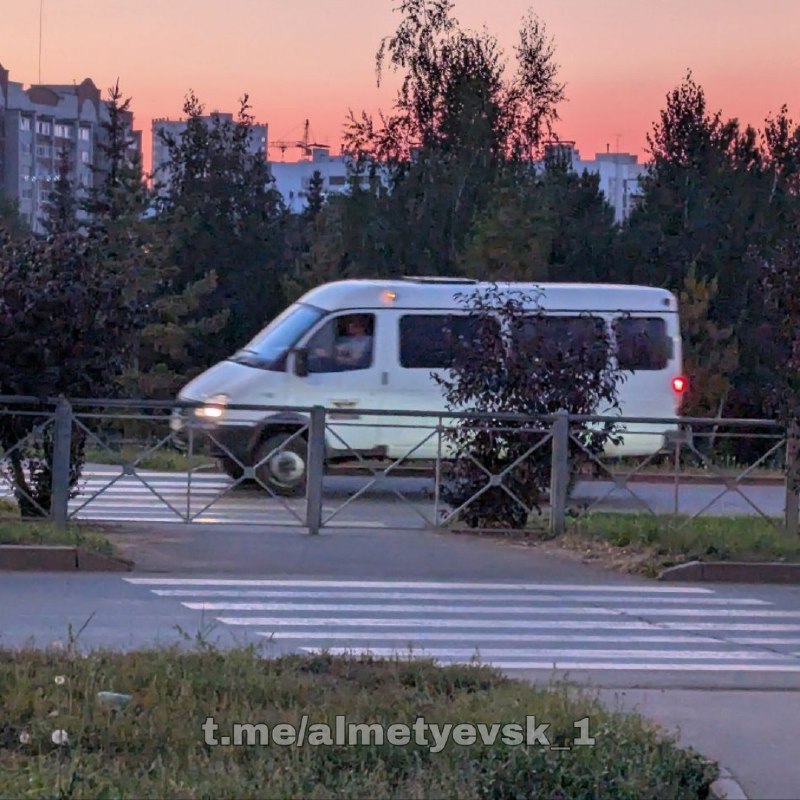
[54,124,72,139]
[79,128,91,141]
[36,145,52,157]
[36,121,51,135]
[20,117,31,131]
[81,151,90,164]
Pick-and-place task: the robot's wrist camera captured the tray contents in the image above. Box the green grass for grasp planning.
[559,513,800,577]
[84,445,214,473]
[0,647,718,799]
[0,500,115,555]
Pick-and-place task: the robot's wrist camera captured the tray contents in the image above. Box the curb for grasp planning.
[0,545,133,572]
[712,767,748,799]
[657,560,800,583]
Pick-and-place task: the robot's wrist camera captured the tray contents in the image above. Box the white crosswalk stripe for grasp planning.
[1,468,391,526]
[124,577,800,672]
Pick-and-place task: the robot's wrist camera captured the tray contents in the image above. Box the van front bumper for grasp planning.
[169,409,254,462]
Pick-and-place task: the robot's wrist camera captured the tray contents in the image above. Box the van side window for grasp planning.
[513,315,609,372]
[614,317,671,371]
[399,314,495,369]
[306,313,375,373]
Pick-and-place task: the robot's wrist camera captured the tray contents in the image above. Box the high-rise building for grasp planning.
[0,63,142,232]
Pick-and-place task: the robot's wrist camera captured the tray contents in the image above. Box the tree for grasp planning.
[327,0,566,278]
[304,170,326,220]
[459,159,617,282]
[434,285,624,528]
[0,192,29,240]
[0,230,141,515]
[155,93,287,373]
[758,234,800,489]
[619,72,800,419]
[677,268,739,419]
[84,81,148,223]
[40,148,79,237]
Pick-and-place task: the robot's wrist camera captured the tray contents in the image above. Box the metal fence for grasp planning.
[1,395,797,535]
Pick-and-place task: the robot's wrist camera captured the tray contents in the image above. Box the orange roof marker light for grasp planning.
[381,290,397,303]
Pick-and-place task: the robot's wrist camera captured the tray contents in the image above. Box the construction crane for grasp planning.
[269,119,327,161]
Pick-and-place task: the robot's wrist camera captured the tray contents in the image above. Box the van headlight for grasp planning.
[195,394,229,420]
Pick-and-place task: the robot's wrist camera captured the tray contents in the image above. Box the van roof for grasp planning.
[298,279,678,313]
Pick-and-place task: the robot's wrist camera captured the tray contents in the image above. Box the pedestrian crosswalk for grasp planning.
[0,468,396,527]
[124,577,800,672]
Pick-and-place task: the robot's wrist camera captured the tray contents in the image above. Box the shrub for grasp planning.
[435,284,624,528]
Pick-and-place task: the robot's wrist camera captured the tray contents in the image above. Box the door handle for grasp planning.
[330,399,359,420]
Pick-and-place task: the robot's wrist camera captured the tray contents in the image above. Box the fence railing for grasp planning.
[0,395,797,535]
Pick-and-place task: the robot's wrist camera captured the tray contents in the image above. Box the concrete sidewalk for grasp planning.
[593,688,800,799]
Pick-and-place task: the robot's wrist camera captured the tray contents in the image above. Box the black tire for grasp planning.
[216,456,245,481]
[252,433,308,497]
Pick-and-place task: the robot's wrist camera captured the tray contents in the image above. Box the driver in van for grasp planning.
[334,315,372,367]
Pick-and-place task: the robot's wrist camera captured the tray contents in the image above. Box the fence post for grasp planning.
[785,421,799,536]
[50,396,73,530]
[549,411,569,537]
[305,405,326,535]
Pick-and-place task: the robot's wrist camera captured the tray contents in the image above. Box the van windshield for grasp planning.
[229,303,326,371]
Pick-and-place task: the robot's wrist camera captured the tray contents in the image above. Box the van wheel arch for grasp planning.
[247,416,315,498]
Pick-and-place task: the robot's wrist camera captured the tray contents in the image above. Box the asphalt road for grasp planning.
[3,521,800,692]
[3,522,800,798]
[1,464,788,528]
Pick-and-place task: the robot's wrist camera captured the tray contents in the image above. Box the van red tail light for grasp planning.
[672,376,687,394]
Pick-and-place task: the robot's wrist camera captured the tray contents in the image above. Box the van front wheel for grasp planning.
[253,433,308,497]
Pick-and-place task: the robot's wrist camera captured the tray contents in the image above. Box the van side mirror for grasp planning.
[293,348,309,377]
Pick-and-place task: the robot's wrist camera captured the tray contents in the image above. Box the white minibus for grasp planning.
[171,278,685,495]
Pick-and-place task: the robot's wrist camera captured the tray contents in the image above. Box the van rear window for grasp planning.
[614,317,671,370]
[399,314,496,369]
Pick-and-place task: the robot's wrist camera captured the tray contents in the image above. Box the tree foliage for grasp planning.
[434,285,624,528]
[40,148,79,237]
[620,71,800,420]
[0,230,141,514]
[335,0,566,277]
[153,93,287,377]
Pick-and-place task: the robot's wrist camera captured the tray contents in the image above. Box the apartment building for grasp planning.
[271,143,647,222]
[0,63,142,233]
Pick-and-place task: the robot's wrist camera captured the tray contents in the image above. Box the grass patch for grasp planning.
[84,445,214,473]
[0,647,718,799]
[0,501,115,555]
[549,513,800,577]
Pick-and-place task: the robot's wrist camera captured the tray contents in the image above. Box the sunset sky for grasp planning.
[2,0,799,171]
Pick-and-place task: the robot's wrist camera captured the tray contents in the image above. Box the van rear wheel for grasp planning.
[253,433,308,497]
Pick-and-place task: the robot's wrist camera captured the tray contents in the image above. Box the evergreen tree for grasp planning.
[304,170,326,220]
[0,192,29,240]
[154,92,287,375]
[617,71,800,417]
[40,148,79,237]
[459,159,617,282]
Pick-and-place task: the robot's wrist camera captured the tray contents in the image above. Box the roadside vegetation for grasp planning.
[543,513,800,577]
[0,647,718,798]
[0,499,115,555]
